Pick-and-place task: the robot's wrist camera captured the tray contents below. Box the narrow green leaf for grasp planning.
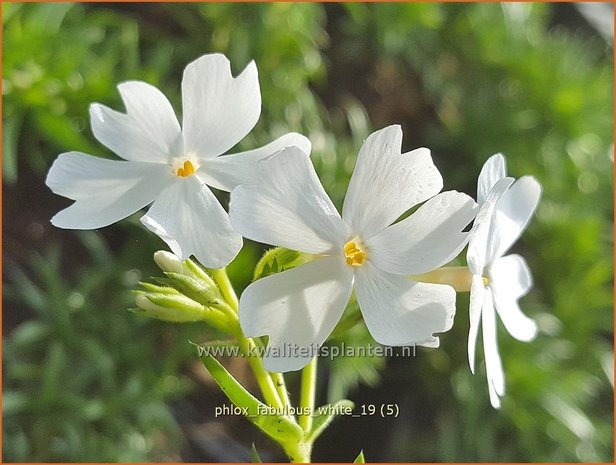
[354,450,366,463]
[191,342,304,444]
[251,443,262,463]
[307,399,354,442]
[197,339,239,349]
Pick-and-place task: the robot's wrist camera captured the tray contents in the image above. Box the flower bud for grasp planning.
[134,293,209,323]
[153,250,216,287]
[154,250,191,275]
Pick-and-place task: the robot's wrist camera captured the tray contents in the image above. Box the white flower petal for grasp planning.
[468,274,485,374]
[482,290,505,409]
[477,153,506,204]
[46,152,172,229]
[354,263,456,347]
[490,254,537,342]
[239,256,354,373]
[466,177,514,275]
[487,176,541,262]
[490,254,533,299]
[90,81,181,163]
[367,191,477,275]
[140,175,242,269]
[229,147,347,254]
[342,125,443,239]
[182,54,261,158]
[199,132,311,192]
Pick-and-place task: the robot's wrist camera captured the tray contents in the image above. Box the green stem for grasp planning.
[236,334,285,410]
[283,439,312,463]
[252,337,292,411]
[208,267,283,410]
[271,371,292,410]
[299,357,317,434]
[208,267,239,311]
[412,266,472,292]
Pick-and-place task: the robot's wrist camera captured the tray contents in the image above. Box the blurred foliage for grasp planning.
[2,231,200,461]
[3,2,613,463]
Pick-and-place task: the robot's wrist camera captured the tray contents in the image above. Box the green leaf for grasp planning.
[307,399,354,442]
[353,450,366,463]
[251,443,262,463]
[191,342,304,444]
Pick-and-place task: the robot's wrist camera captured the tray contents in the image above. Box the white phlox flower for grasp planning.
[466,154,542,408]
[229,125,478,372]
[46,53,311,269]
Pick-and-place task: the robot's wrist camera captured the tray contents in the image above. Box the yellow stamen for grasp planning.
[344,239,367,267]
[483,276,489,286]
[176,160,196,178]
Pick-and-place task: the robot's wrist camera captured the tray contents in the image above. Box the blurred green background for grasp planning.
[2,2,613,462]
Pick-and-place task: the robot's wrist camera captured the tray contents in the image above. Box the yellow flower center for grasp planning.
[176,160,196,178]
[482,276,489,286]
[344,239,367,267]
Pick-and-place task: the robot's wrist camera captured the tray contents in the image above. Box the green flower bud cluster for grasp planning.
[132,251,240,335]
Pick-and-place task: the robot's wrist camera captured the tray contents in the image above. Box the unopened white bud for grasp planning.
[154,250,190,275]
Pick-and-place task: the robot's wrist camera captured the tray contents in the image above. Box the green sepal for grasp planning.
[191,342,304,444]
[253,247,314,281]
[184,258,217,287]
[132,291,209,323]
[251,443,262,463]
[162,272,222,307]
[129,306,204,323]
[307,399,355,442]
[353,450,366,463]
[139,281,180,294]
[144,293,204,313]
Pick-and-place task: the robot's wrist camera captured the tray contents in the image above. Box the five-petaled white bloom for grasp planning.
[46,53,310,268]
[466,154,541,408]
[229,125,478,372]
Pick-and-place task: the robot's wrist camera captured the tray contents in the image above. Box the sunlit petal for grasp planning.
[468,274,485,374]
[182,54,260,158]
[342,125,443,239]
[141,175,242,269]
[239,256,354,372]
[46,152,172,229]
[200,132,311,191]
[354,263,456,347]
[487,176,541,262]
[482,290,505,409]
[477,153,506,204]
[368,191,477,275]
[490,254,537,342]
[230,147,347,254]
[467,177,514,275]
[90,81,181,163]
